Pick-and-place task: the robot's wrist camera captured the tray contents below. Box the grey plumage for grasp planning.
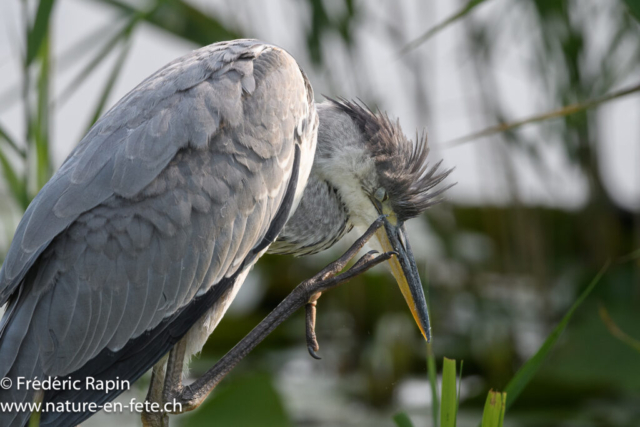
[269,176,352,256]
[0,39,316,427]
[326,99,453,221]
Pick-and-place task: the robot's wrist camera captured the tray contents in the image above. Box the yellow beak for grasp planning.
[375,222,431,342]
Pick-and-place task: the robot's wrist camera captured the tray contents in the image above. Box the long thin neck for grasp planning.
[269,102,364,256]
[269,170,352,256]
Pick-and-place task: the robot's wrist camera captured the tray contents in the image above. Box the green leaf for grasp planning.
[393,412,415,427]
[623,0,640,21]
[503,262,609,409]
[427,343,439,427]
[401,0,493,54]
[481,390,506,427]
[91,0,241,46]
[440,358,458,427]
[26,0,57,66]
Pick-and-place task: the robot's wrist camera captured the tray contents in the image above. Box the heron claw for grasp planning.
[307,344,322,360]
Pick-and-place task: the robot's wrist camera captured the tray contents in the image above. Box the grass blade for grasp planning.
[503,262,609,409]
[457,360,464,415]
[0,146,27,210]
[444,83,640,148]
[34,31,51,191]
[440,358,458,427]
[57,20,126,72]
[84,38,132,132]
[56,16,138,108]
[427,343,439,427]
[393,412,415,427]
[599,304,640,353]
[0,20,124,114]
[481,391,506,427]
[26,0,57,66]
[401,0,493,54]
[0,122,26,158]
[28,390,44,427]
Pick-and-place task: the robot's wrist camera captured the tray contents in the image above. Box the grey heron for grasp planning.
[0,39,451,426]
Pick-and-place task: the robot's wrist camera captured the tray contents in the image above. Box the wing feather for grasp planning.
[0,40,266,302]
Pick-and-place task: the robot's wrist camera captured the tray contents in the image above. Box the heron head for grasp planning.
[315,99,453,342]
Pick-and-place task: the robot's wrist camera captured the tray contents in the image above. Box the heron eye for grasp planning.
[374,187,388,202]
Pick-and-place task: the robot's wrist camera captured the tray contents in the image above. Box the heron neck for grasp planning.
[268,171,352,256]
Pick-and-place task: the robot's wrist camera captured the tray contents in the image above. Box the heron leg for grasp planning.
[162,336,187,404]
[142,337,187,427]
[163,216,392,415]
[141,360,169,427]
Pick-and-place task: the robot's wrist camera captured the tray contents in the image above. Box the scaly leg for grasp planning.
[141,360,169,427]
[305,292,322,359]
[162,337,187,404]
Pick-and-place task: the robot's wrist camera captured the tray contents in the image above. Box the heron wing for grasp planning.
[0,39,316,426]
[0,39,295,304]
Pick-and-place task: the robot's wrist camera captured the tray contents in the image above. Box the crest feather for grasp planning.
[327,98,454,221]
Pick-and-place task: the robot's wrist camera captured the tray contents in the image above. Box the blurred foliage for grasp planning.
[623,0,640,21]
[395,266,602,427]
[393,412,415,427]
[599,304,640,353]
[401,0,493,54]
[306,0,357,64]
[1,1,640,427]
[181,372,291,427]
[91,0,241,45]
[503,262,607,410]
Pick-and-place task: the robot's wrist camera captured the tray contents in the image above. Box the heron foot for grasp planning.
[305,293,322,359]
[300,215,390,360]
[303,247,385,359]
[143,216,393,425]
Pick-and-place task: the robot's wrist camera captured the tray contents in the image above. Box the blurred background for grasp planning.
[1,0,639,426]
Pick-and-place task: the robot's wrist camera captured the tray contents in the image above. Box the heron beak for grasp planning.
[375,219,431,342]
